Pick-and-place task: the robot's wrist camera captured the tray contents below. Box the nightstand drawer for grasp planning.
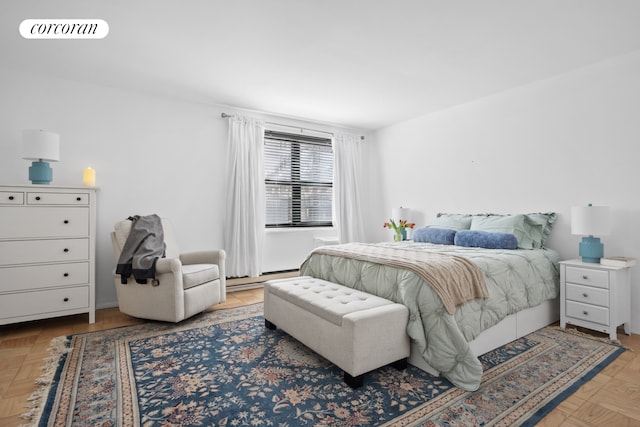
[566,283,609,307]
[565,266,609,289]
[0,239,89,265]
[0,262,89,292]
[566,301,609,326]
[0,191,24,205]
[0,285,89,319]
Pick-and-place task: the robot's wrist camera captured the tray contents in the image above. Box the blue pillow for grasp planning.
[454,230,518,250]
[470,214,532,249]
[413,227,457,245]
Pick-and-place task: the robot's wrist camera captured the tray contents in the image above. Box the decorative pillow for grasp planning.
[470,214,533,249]
[413,227,457,245]
[430,214,472,230]
[454,230,518,250]
[524,212,556,248]
[479,212,555,248]
[433,212,556,248]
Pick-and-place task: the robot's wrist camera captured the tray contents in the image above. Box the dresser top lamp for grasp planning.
[22,129,60,185]
[571,204,611,263]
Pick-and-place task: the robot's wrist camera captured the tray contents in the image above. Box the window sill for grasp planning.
[265,227,336,234]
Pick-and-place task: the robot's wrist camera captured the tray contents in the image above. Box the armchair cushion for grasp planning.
[182,264,220,290]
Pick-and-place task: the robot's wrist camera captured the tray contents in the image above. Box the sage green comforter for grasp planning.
[300,241,560,391]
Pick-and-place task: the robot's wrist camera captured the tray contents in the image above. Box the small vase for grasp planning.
[394,230,403,242]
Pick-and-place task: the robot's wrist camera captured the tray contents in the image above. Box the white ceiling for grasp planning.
[3,0,640,130]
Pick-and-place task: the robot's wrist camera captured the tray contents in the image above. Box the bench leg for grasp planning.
[391,357,408,371]
[344,372,363,388]
[265,319,276,330]
[344,358,406,388]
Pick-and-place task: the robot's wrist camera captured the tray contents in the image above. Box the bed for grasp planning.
[299,213,560,391]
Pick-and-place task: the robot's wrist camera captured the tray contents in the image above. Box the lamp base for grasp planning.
[579,236,603,263]
[28,161,53,185]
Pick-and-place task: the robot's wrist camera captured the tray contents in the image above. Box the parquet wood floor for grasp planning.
[1,287,638,426]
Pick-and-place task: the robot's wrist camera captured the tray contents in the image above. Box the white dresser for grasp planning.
[560,259,631,340]
[0,185,96,324]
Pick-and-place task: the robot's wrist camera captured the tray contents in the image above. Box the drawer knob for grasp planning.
[8,195,14,200]
[63,297,69,302]
[583,310,589,316]
[64,273,69,277]
[64,220,69,224]
[76,197,82,201]
[35,196,41,201]
[582,275,588,280]
[583,293,588,298]
[63,248,69,253]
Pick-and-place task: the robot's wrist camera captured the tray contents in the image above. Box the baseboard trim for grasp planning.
[227,282,265,292]
[227,270,299,289]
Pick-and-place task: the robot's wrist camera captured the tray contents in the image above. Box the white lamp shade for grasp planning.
[571,205,611,236]
[22,130,60,162]
[391,207,410,221]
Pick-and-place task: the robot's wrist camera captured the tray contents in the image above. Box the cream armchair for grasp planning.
[111,218,226,322]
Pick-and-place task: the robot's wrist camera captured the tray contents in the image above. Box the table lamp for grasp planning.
[391,207,410,223]
[22,130,60,184]
[571,204,611,263]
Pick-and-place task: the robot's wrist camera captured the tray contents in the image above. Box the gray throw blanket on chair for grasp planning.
[116,214,166,284]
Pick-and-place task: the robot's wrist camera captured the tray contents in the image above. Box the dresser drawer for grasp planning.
[0,239,89,265]
[565,266,609,289]
[27,192,89,205]
[0,285,89,319]
[0,262,89,292]
[0,207,88,239]
[565,283,609,307]
[565,301,609,326]
[0,191,24,205]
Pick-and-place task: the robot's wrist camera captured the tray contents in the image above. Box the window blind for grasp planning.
[264,130,333,228]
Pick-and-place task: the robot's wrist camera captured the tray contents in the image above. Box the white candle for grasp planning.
[83,167,96,187]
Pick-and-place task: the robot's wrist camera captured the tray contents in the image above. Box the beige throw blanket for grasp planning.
[309,243,488,314]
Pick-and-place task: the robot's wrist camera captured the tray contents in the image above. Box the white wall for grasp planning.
[0,67,353,309]
[366,51,640,332]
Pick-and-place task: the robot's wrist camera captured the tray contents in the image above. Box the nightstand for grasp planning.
[559,259,631,340]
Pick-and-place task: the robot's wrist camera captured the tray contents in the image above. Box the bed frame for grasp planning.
[408,297,560,376]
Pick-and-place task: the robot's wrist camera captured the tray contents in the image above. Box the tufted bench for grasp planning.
[264,276,410,387]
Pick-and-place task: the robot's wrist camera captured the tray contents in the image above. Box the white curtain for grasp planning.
[333,133,365,243]
[224,115,265,277]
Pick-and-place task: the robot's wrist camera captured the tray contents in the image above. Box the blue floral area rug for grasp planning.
[25,303,624,427]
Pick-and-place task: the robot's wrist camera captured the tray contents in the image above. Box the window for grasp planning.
[264,130,333,228]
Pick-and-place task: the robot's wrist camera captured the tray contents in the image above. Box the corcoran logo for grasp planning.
[19,19,109,39]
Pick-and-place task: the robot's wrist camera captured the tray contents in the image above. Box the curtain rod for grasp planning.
[221,113,364,140]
